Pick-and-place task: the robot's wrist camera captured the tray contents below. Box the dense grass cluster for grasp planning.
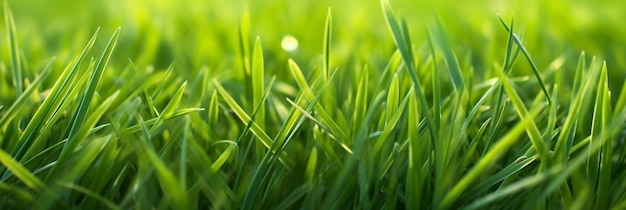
[1,0,626,209]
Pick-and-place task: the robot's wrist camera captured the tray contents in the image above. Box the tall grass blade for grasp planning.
[10,29,100,164]
[498,16,551,104]
[381,0,437,141]
[322,7,332,80]
[252,37,266,129]
[593,62,612,210]
[428,18,465,92]
[58,27,121,163]
[4,2,23,96]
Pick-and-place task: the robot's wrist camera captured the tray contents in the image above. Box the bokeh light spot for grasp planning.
[281,35,298,51]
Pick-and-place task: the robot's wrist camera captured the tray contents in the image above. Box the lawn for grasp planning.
[1,0,626,209]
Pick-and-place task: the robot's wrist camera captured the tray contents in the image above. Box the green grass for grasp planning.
[1,0,626,209]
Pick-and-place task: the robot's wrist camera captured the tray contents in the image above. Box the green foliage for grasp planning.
[1,0,626,209]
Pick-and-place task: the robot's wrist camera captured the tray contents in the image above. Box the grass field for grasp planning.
[1,0,626,209]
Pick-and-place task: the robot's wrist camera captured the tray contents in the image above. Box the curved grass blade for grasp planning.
[428,17,465,93]
[498,16,551,104]
[210,144,237,172]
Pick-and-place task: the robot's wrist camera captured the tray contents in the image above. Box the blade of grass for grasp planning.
[381,3,444,204]
[572,52,586,95]
[428,42,441,128]
[10,28,99,165]
[285,98,351,155]
[322,7,331,80]
[0,148,44,190]
[149,81,187,133]
[472,155,537,194]
[385,73,400,126]
[274,184,310,210]
[130,135,190,209]
[251,37,265,129]
[238,5,252,99]
[495,59,551,166]
[381,0,438,141]
[288,59,351,151]
[0,58,54,130]
[305,148,317,183]
[352,65,368,133]
[208,89,219,126]
[213,79,293,167]
[463,167,559,210]
[537,102,626,204]
[553,53,586,165]
[593,62,612,210]
[320,7,340,124]
[406,87,423,209]
[0,182,33,203]
[4,2,23,96]
[242,90,319,208]
[118,108,205,137]
[213,79,272,149]
[586,60,606,205]
[497,16,551,104]
[57,182,121,210]
[428,17,465,93]
[57,27,121,164]
[373,82,411,154]
[457,118,492,174]
[15,66,92,163]
[210,144,237,172]
[441,100,544,208]
[185,137,236,207]
[251,37,267,167]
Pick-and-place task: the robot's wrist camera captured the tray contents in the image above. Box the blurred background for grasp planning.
[2,0,626,93]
